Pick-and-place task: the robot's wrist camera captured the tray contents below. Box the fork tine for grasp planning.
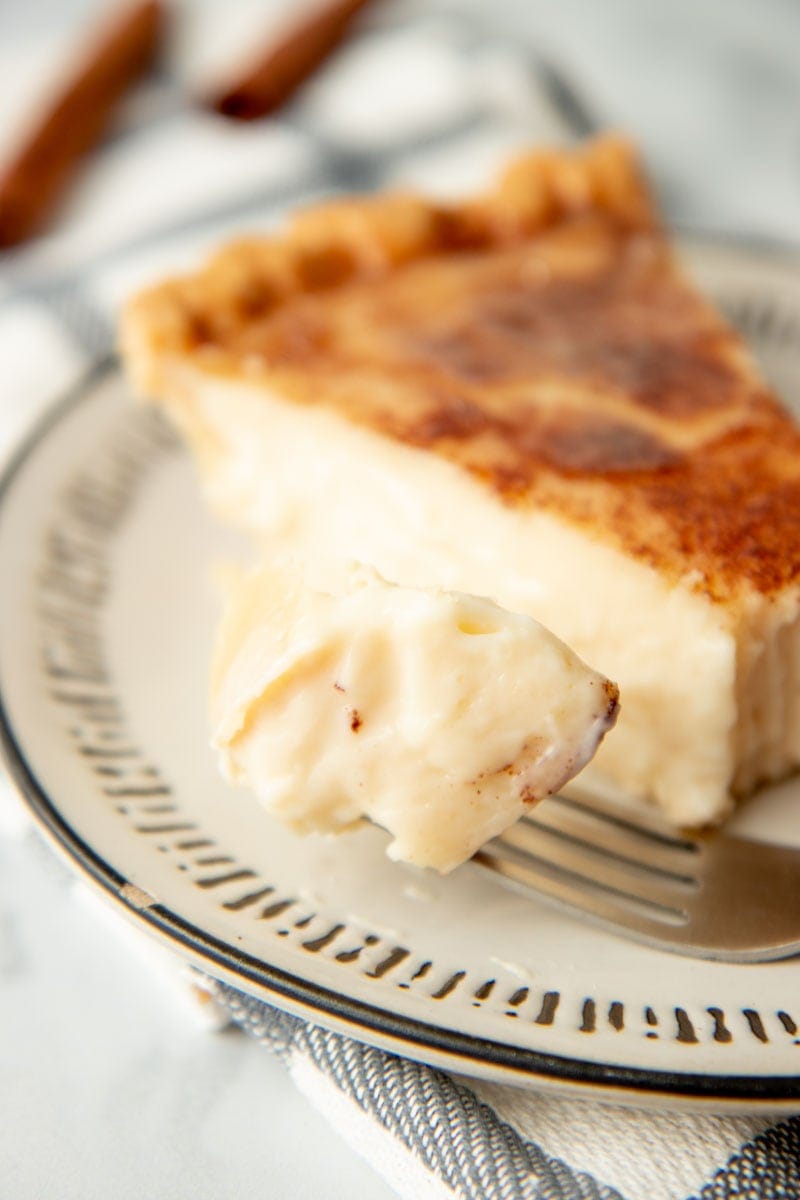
[474,841,689,942]
[531,795,699,881]
[562,785,698,848]
[493,819,696,914]
[480,819,800,962]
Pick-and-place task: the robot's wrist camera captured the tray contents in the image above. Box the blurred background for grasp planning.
[1,0,800,242]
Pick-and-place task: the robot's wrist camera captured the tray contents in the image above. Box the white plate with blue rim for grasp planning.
[1,234,800,1112]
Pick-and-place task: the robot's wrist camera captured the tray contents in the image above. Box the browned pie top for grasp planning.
[123,137,800,602]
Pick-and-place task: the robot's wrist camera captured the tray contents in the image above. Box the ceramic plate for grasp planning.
[2,236,800,1111]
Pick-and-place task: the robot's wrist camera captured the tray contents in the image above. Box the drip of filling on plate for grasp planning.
[211,562,619,872]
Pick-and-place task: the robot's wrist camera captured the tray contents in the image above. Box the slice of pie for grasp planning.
[211,561,618,872]
[121,136,800,828]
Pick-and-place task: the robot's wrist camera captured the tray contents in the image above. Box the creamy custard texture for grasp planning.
[176,373,747,825]
[212,564,619,872]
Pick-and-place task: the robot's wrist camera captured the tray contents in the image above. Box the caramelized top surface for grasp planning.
[124,138,800,602]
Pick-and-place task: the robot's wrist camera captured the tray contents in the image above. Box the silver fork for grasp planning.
[474,789,800,962]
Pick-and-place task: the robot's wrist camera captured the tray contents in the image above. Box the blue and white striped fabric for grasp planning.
[1,2,799,1196]
[215,982,800,1200]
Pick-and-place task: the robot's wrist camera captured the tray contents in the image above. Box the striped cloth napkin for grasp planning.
[1,3,798,1197]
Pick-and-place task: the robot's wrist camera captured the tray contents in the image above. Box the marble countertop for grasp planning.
[443,0,800,243]
[0,791,396,1199]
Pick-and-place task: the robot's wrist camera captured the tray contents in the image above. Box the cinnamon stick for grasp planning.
[0,1,164,249]
[210,0,377,122]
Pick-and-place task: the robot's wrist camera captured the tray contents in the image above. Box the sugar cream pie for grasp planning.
[122,136,800,834]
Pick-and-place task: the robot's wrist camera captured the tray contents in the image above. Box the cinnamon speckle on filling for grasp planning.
[387,382,682,475]
[603,679,621,722]
[537,414,681,473]
[404,245,744,418]
[349,710,363,733]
